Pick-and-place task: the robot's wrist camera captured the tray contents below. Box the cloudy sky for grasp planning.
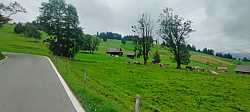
[2,0,250,55]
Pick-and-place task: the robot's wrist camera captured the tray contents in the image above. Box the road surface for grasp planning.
[0,52,81,112]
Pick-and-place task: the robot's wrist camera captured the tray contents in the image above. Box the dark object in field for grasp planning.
[127,52,135,59]
[235,65,250,74]
[159,63,168,68]
[217,66,228,72]
[186,66,193,71]
[106,48,123,56]
[186,66,207,72]
[193,66,206,72]
[133,61,143,65]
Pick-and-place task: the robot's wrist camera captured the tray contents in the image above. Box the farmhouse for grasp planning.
[127,52,135,59]
[106,48,123,56]
[217,66,228,72]
[235,65,250,74]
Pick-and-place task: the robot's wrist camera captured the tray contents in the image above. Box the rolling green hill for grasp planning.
[1,24,250,112]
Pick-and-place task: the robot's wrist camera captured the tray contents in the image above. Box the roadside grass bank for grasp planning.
[0,52,4,60]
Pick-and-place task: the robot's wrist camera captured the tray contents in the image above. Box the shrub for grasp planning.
[14,23,25,34]
[121,39,126,45]
[24,23,41,39]
[81,34,101,54]
[152,50,161,64]
[0,52,4,60]
[14,22,41,39]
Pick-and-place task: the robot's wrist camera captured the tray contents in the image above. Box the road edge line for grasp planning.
[45,56,85,112]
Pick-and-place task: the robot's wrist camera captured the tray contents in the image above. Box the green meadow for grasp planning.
[1,24,250,112]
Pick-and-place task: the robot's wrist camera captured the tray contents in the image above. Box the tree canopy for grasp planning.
[81,34,101,54]
[98,32,122,41]
[37,0,82,58]
[132,13,154,64]
[159,8,193,69]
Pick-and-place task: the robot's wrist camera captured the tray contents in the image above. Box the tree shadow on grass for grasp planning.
[80,51,92,54]
[72,59,98,64]
[26,40,40,43]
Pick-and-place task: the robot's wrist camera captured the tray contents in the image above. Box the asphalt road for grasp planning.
[0,53,77,112]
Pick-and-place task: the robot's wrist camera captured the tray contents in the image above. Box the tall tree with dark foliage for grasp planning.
[159,8,193,69]
[37,0,82,58]
[132,13,154,64]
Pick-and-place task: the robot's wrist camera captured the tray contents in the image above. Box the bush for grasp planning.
[24,23,41,39]
[152,50,161,64]
[14,22,41,39]
[81,34,101,54]
[14,23,25,34]
[121,39,126,45]
[0,52,4,60]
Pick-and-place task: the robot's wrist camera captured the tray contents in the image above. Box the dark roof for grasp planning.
[235,65,250,73]
[106,48,123,53]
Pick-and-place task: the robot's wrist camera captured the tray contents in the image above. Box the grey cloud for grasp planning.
[200,0,250,53]
[1,0,250,54]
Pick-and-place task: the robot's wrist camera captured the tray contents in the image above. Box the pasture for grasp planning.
[1,24,250,112]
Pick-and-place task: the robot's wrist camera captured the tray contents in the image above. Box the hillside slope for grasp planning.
[1,24,250,112]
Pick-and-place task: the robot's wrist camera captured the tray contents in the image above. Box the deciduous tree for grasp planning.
[159,8,193,69]
[132,14,154,64]
[37,0,82,58]
[81,34,101,54]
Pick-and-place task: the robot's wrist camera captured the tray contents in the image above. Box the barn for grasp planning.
[106,48,123,56]
[235,65,250,74]
[127,52,135,59]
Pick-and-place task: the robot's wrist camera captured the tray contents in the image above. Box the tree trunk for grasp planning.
[176,46,181,69]
[176,61,181,69]
[143,56,147,65]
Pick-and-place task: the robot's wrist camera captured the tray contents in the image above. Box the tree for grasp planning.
[152,50,161,64]
[0,1,26,27]
[81,34,101,54]
[37,0,82,58]
[158,8,193,69]
[98,32,122,41]
[24,23,41,39]
[132,14,154,64]
[191,45,196,51]
[14,23,24,34]
[243,57,249,62]
[187,44,192,50]
[14,22,41,39]
[121,39,126,45]
[123,35,137,41]
[99,32,108,41]
[216,52,223,57]
[202,48,214,55]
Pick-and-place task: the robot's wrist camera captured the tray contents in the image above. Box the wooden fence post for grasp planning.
[83,69,88,87]
[135,95,141,112]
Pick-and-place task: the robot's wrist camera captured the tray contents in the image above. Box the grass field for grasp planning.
[1,24,250,112]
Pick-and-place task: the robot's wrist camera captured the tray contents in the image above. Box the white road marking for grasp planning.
[45,56,86,112]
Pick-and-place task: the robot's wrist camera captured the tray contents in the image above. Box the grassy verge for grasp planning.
[1,24,250,112]
[0,52,4,60]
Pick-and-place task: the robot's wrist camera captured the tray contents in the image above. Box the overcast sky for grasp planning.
[2,0,250,54]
